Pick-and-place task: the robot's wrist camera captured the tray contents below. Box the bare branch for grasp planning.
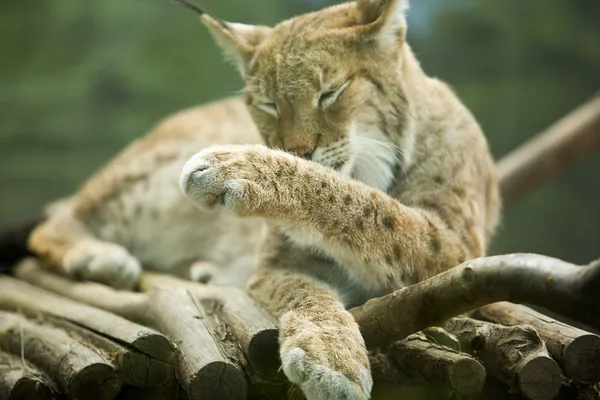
[0,311,122,400]
[13,259,248,400]
[350,254,600,348]
[498,93,600,205]
[139,272,281,379]
[373,332,486,396]
[0,350,57,400]
[0,275,174,388]
[472,302,600,384]
[443,317,563,400]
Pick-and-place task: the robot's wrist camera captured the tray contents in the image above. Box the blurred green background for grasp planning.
[0,0,598,263]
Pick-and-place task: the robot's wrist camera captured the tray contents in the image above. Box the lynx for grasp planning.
[23,0,500,398]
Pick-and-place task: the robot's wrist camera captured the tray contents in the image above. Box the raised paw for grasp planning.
[179,144,294,216]
[280,311,373,400]
[63,240,141,289]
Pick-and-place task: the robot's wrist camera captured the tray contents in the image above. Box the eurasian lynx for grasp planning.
[27,0,500,398]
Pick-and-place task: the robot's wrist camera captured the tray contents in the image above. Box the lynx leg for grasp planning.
[248,268,372,400]
[28,210,141,289]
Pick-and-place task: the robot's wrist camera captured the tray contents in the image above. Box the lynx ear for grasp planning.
[355,0,409,50]
[201,15,271,74]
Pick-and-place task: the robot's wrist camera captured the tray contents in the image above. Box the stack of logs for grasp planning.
[1,95,599,400]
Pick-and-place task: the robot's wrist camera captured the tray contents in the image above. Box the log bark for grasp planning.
[13,259,248,400]
[0,350,57,400]
[143,287,247,400]
[139,273,288,399]
[48,316,173,388]
[472,302,600,384]
[2,264,174,364]
[443,317,563,400]
[350,254,600,348]
[0,311,122,400]
[0,275,174,388]
[497,93,600,205]
[139,272,281,379]
[371,332,486,396]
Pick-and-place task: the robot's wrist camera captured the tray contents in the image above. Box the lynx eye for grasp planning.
[317,81,350,109]
[256,102,279,117]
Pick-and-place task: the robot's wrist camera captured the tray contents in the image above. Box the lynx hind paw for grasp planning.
[63,240,141,289]
[281,347,372,400]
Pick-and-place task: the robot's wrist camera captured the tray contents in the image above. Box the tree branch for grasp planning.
[139,272,281,379]
[12,259,248,400]
[498,93,600,205]
[373,332,486,396]
[350,253,600,348]
[0,275,175,388]
[0,311,123,400]
[443,317,563,400]
[472,302,600,384]
[0,350,57,400]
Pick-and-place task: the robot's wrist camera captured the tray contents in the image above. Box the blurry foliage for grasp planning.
[409,0,600,262]
[0,0,598,262]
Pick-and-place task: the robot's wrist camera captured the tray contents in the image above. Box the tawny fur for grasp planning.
[28,0,500,398]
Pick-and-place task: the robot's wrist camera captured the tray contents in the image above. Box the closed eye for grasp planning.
[317,81,350,109]
[256,102,279,117]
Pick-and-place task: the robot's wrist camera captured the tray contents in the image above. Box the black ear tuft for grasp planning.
[172,0,206,16]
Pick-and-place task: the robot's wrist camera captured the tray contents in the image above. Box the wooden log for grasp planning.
[498,93,600,205]
[48,316,173,388]
[0,274,174,388]
[139,272,281,379]
[350,254,600,348]
[443,317,563,400]
[14,259,248,400]
[0,350,57,400]
[143,287,247,400]
[5,261,174,363]
[422,326,461,351]
[472,302,600,384]
[370,332,486,396]
[0,311,122,400]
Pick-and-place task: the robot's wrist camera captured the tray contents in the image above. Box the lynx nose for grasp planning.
[288,146,314,160]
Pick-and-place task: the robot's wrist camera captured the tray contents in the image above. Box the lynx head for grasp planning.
[201,0,413,191]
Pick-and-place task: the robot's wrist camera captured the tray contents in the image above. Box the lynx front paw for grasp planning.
[63,240,141,289]
[280,312,373,400]
[179,145,292,216]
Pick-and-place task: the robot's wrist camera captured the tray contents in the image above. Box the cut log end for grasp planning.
[69,363,122,400]
[563,334,600,384]
[190,362,247,400]
[518,356,563,400]
[447,357,487,396]
[1,374,56,400]
[128,331,176,365]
